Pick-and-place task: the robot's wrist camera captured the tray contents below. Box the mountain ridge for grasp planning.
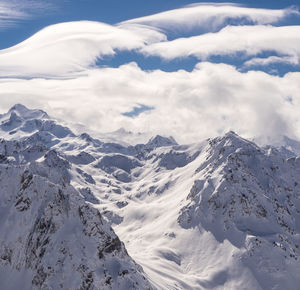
[1,104,300,289]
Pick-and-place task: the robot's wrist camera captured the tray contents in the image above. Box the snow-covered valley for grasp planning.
[1,104,300,289]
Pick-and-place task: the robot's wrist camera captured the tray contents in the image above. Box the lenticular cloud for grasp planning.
[122,3,297,32]
[0,21,165,76]
[140,25,300,62]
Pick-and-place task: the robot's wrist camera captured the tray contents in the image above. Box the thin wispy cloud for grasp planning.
[0,1,28,28]
[0,0,55,30]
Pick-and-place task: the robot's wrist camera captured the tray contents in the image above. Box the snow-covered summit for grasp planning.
[0,104,73,141]
[8,103,49,119]
[145,135,178,148]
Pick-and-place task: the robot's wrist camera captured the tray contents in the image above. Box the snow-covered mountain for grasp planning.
[1,104,300,289]
[0,105,152,289]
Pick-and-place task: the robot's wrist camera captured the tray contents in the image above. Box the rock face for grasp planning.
[0,159,151,290]
[1,105,300,290]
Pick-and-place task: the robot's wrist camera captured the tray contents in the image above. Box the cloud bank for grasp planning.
[1,63,299,144]
[0,2,300,144]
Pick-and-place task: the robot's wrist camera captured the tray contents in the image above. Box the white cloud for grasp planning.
[122,3,298,32]
[244,55,299,67]
[0,62,300,144]
[141,25,300,62]
[0,21,165,76]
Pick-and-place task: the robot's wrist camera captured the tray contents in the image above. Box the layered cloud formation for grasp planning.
[0,3,300,144]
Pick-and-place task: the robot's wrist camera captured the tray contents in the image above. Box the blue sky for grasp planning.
[0,1,300,144]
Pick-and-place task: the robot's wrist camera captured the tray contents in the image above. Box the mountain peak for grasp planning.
[8,104,49,119]
[9,103,30,113]
[216,130,258,150]
[224,130,238,137]
[146,135,177,148]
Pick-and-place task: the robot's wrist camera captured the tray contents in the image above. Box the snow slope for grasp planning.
[1,104,300,289]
